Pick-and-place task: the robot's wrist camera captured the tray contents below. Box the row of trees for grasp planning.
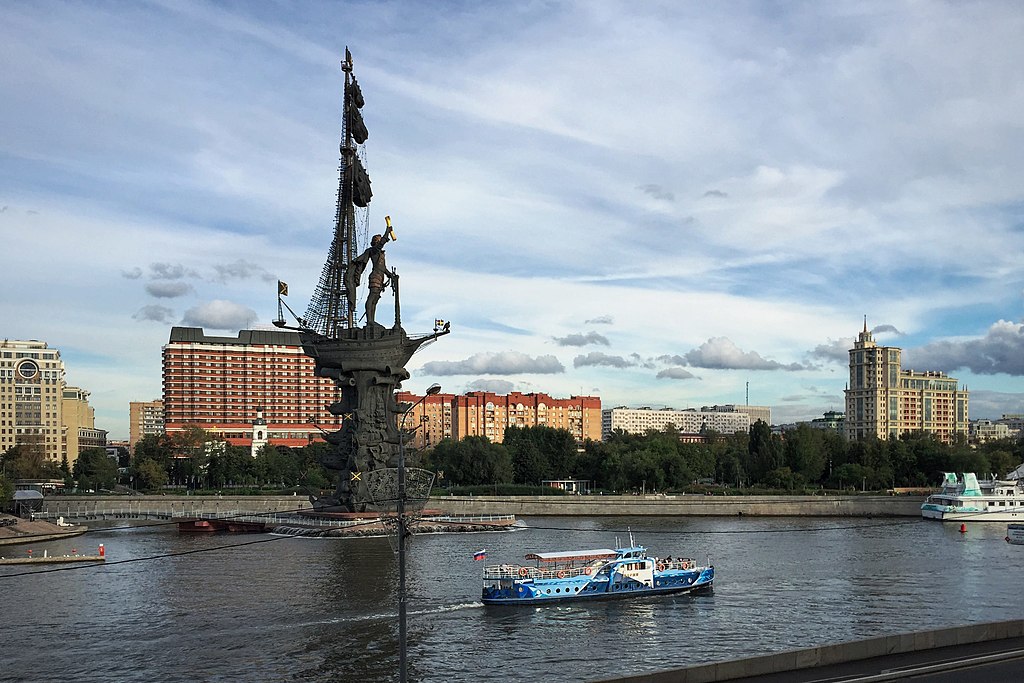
[0,429,336,497]
[426,423,1024,493]
[129,431,333,492]
[4,421,1023,498]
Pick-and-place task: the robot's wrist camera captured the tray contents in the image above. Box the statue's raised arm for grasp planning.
[357,216,398,328]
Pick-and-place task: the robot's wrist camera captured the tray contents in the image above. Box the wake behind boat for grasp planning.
[481,539,713,605]
[921,472,1024,522]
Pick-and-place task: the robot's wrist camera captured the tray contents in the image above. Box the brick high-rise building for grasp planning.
[395,390,602,447]
[0,340,66,462]
[844,321,968,443]
[162,327,342,449]
[394,390,455,450]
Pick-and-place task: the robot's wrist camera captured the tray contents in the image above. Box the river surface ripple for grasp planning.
[2,515,1017,683]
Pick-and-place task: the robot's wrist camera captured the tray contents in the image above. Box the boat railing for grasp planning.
[656,558,698,571]
[483,556,704,580]
[482,563,604,580]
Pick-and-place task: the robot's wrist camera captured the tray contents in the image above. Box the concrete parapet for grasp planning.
[39,494,923,518]
[42,495,313,518]
[593,620,1024,682]
[429,494,924,518]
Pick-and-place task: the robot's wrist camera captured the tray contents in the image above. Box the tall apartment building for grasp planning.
[701,404,772,426]
[395,391,602,448]
[129,400,165,449]
[62,386,107,466]
[0,340,66,462]
[162,327,342,449]
[601,406,751,440]
[844,322,968,443]
[394,391,456,449]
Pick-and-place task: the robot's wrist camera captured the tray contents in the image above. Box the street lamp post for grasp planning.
[397,382,441,683]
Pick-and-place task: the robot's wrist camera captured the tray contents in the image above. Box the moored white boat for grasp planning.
[921,472,1024,523]
[1006,524,1024,544]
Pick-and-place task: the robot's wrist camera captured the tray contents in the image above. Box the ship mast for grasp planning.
[303,47,372,338]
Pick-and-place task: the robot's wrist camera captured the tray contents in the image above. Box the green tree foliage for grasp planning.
[787,424,830,483]
[534,423,1021,493]
[73,448,119,490]
[134,458,167,491]
[0,473,13,502]
[130,435,333,492]
[207,446,254,488]
[0,444,63,480]
[134,434,175,468]
[426,436,512,486]
[253,445,303,487]
[503,426,578,485]
[831,462,870,491]
[171,425,215,481]
[746,420,782,482]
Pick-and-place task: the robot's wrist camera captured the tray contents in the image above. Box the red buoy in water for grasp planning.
[960,523,967,534]
[99,544,105,557]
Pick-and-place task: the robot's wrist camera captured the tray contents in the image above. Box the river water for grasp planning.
[2,515,1019,683]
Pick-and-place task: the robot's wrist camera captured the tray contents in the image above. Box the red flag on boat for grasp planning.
[473,549,487,561]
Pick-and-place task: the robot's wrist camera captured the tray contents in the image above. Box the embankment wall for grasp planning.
[429,493,924,517]
[40,494,924,518]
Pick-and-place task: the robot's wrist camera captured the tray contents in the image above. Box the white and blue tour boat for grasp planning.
[921,472,1024,523]
[481,539,714,605]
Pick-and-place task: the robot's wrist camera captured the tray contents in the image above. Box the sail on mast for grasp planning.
[303,47,371,337]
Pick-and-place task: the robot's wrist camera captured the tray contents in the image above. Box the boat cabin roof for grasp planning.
[525,549,618,563]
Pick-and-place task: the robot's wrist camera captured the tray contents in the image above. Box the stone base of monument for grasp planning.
[297,508,445,521]
[267,512,520,538]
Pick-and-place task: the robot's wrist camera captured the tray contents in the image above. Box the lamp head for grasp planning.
[426,383,442,396]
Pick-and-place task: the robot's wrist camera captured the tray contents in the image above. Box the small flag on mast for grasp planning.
[473,549,487,561]
[278,281,289,296]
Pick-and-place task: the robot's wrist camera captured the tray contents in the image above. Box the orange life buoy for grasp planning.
[583,567,592,576]
[519,566,529,577]
[657,563,666,571]
[557,570,566,578]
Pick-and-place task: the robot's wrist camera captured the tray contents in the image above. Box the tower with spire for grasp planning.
[844,319,968,443]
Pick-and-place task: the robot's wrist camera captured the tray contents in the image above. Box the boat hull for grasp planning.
[922,505,1024,523]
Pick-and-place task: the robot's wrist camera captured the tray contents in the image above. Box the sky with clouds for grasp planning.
[3,1,1023,439]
